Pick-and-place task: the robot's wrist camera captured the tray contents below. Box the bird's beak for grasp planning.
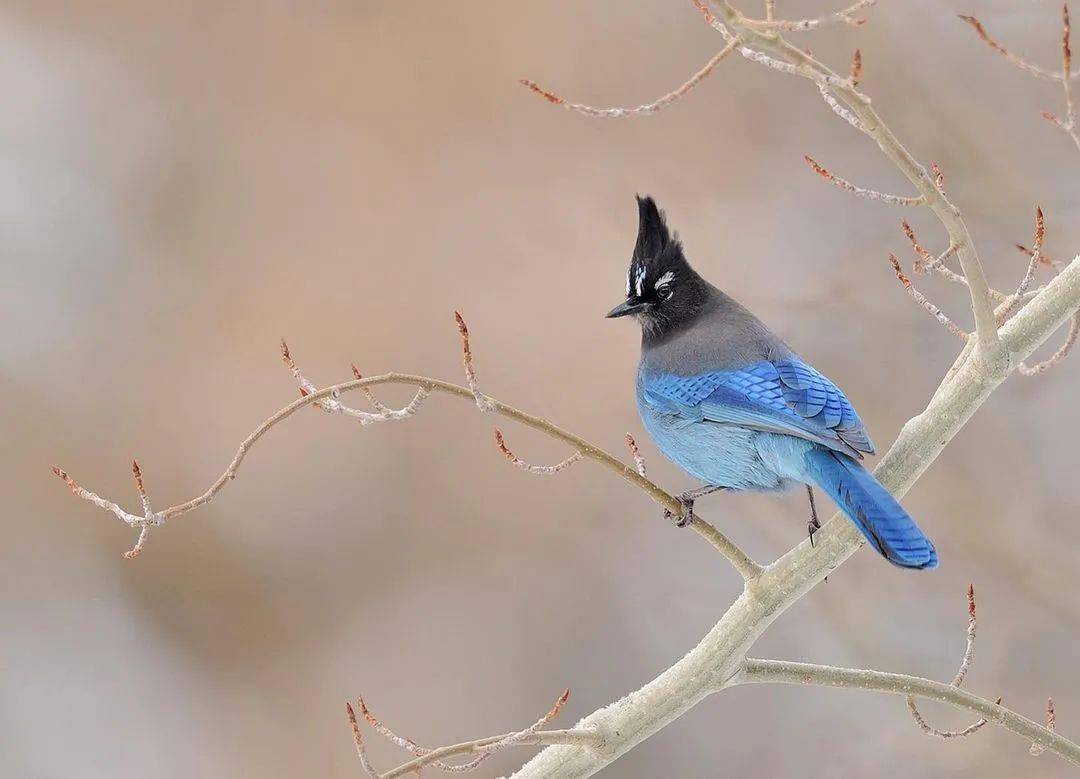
[605,299,646,319]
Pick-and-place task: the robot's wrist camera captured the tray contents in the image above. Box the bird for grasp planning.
[607,195,937,569]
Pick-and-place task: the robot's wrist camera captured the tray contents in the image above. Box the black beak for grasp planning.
[606,299,646,319]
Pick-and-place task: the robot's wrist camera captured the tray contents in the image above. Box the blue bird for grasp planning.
[607,196,937,569]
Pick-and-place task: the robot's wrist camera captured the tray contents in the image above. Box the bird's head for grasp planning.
[606,195,709,339]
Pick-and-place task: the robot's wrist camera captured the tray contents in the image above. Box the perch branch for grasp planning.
[56,315,761,579]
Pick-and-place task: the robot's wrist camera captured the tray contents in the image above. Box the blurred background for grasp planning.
[4,0,1079,776]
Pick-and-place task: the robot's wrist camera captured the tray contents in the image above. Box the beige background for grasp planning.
[4,1,1080,776]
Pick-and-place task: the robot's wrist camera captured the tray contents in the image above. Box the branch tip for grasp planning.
[520,78,565,105]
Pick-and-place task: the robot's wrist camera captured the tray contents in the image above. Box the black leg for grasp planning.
[806,485,821,547]
[665,485,725,527]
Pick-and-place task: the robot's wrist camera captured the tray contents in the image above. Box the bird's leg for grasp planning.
[806,485,821,547]
[665,484,725,528]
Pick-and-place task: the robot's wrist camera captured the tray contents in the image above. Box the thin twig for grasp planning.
[906,584,995,739]
[741,0,875,31]
[739,659,1078,763]
[454,312,496,412]
[520,38,739,118]
[345,703,380,778]
[356,690,578,775]
[57,316,761,578]
[1018,311,1080,375]
[889,253,969,339]
[958,14,1064,82]
[493,428,583,475]
[999,207,1046,322]
[282,340,430,424]
[804,155,924,206]
[711,2,1004,364]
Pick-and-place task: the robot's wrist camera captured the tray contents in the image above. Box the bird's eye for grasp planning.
[656,284,673,301]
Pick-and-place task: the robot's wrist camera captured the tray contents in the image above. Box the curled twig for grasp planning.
[352,689,575,775]
[519,38,739,119]
[906,585,996,739]
[1018,311,1080,375]
[281,340,429,424]
[493,428,582,475]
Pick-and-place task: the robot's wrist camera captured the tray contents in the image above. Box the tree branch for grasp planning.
[714,1,1006,370]
[736,659,1079,764]
[55,314,761,579]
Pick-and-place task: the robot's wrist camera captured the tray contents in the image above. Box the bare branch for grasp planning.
[345,703,380,778]
[1018,310,1080,375]
[1016,242,1065,270]
[281,340,430,424]
[708,2,1005,365]
[957,14,1064,82]
[519,38,739,119]
[350,689,589,777]
[999,207,1046,322]
[906,584,995,739]
[741,0,876,32]
[51,464,163,559]
[58,315,758,578]
[888,253,969,339]
[493,428,583,475]
[738,659,1079,763]
[803,155,923,205]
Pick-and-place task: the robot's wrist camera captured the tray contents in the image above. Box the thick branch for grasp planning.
[511,255,1080,776]
[737,659,1079,764]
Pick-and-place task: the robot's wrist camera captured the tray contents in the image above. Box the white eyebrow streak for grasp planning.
[654,271,675,289]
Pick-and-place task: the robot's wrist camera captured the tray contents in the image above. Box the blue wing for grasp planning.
[641,359,874,458]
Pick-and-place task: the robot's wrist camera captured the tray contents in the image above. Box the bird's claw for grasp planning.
[664,495,695,528]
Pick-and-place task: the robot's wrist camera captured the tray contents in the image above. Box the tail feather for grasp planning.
[805,448,937,569]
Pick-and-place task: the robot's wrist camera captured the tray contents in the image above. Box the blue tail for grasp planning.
[805,448,937,569]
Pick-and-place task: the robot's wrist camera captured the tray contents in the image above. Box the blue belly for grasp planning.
[637,396,812,493]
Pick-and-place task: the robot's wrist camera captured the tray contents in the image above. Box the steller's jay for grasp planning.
[607,196,937,569]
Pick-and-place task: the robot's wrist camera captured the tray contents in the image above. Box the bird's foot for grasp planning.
[806,485,821,548]
[664,495,695,528]
[665,485,723,528]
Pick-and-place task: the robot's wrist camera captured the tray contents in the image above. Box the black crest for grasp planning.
[634,195,672,262]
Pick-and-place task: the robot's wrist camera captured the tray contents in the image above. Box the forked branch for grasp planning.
[55,313,761,579]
